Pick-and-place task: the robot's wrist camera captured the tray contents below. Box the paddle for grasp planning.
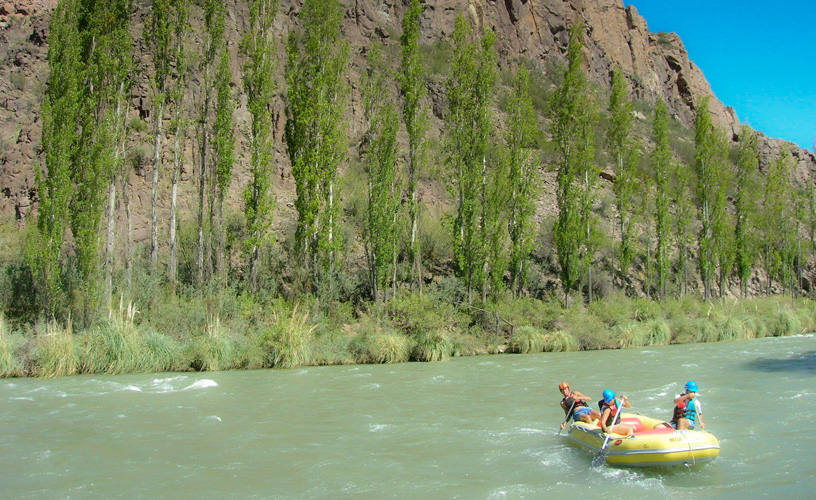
[592,398,623,466]
[558,399,577,435]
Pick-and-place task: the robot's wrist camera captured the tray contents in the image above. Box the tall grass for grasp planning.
[508,326,544,354]
[542,330,578,352]
[265,304,314,368]
[0,314,24,377]
[646,319,672,346]
[34,319,79,378]
[613,322,646,349]
[411,329,451,362]
[351,325,410,364]
[193,316,242,371]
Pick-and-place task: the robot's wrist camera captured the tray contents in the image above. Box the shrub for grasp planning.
[310,329,354,366]
[508,326,544,354]
[264,304,314,368]
[769,308,801,337]
[613,322,646,349]
[411,329,451,362]
[450,328,491,356]
[0,314,24,377]
[717,317,746,342]
[646,319,671,346]
[352,328,410,364]
[142,329,185,372]
[33,320,79,378]
[695,318,719,343]
[191,317,243,372]
[542,330,578,352]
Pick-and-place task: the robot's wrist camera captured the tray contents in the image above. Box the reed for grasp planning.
[769,308,801,337]
[694,318,719,343]
[353,328,410,364]
[194,316,241,372]
[508,326,544,354]
[717,317,746,342]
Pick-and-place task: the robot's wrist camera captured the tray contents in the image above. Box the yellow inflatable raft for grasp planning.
[565,413,720,467]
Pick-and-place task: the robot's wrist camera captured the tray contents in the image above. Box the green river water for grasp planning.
[2,334,815,499]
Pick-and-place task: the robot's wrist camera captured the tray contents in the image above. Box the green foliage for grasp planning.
[33,320,79,378]
[613,321,646,349]
[607,67,638,281]
[241,0,278,290]
[388,291,456,336]
[769,308,801,337]
[652,100,672,298]
[363,43,401,302]
[693,97,731,299]
[411,329,452,362]
[350,321,410,364]
[285,0,349,285]
[0,315,24,377]
[447,15,498,301]
[508,325,544,353]
[734,129,760,296]
[506,64,539,296]
[542,330,578,352]
[551,22,597,307]
[646,319,672,345]
[761,150,796,294]
[264,304,314,368]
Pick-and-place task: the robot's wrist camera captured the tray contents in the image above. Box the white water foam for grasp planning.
[206,415,222,422]
[182,379,218,391]
[369,423,388,432]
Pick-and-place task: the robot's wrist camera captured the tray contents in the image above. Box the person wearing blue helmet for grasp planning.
[598,389,634,436]
[671,381,705,430]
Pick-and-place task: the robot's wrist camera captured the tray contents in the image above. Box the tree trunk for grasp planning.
[151,99,165,276]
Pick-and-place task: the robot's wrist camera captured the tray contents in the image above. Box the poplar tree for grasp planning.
[212,49,235,285]
[761,150,793,295]
[674,160,696,297]
[693,97,729,300]
[71,0,131,323]
[399,0,427,291]
[285,0,349,287]
[607,67,637,286]
[506,64,538,297]
[651,100,671,298]
[734,128,759,297]
[34,0,81,318]
[167,0,190,292]
[240,0,278,292]
[447,16,497,303]
[551,23,596,308]
[147,0,173,275]
[362,43,400,304]
[196,0,226,286]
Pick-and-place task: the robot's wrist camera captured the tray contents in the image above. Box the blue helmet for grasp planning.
[685,381,699,392]
[602,389,615,403]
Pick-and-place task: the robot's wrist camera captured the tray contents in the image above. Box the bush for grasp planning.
[450,328,491,356]
[192,317,243,372]
[142,329,186,372]
[0,314,24,377]
[717,317,746,342]
[350,319,410,364]
[542,330,578,352]
[508,326,544,354]
[646,319,671,346]
[264,304,314,368]
[33,320,79,378]
[614,321,646,349]
[411,329,451,362]
[695,318,719,343]
[769,308,801,337]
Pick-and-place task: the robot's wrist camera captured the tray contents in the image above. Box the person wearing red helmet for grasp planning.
[558,382,601,429]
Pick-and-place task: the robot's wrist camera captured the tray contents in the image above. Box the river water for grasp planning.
[2,334,815,499]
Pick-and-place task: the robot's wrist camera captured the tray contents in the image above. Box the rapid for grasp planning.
[2,334,814,499]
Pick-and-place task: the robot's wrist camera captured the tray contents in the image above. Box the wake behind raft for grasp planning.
[564,413,720,467]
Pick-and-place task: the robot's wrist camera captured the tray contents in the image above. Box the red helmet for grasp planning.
[559,382,570,391]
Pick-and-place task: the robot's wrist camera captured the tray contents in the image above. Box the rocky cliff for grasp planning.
[1,0,813,234]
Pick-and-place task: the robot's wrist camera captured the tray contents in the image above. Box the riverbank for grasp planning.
[1,293,813,378]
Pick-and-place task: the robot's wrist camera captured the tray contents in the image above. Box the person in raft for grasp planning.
[671,381,705,430]
[559,381,601,429]
[598,389,634,436]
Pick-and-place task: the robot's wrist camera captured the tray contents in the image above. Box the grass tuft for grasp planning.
[508,326,544,354]
[411,329,451,362]
[34,319,79,379]
[265,304,314,368]
[542,330,578,352]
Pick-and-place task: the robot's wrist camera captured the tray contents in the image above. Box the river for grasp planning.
[1,334,814,499]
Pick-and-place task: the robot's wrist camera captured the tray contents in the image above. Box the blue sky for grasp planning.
[625,0,815,150]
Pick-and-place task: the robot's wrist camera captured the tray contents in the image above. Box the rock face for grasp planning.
[0,0,813,231]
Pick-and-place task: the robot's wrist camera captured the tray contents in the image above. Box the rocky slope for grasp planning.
[0,0,813,240]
